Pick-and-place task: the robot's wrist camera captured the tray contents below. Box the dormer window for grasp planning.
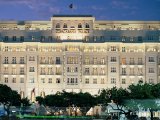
[78,23,82,28]
[85,23,90,28]
[63,23,67,28]
[56,23,60,28]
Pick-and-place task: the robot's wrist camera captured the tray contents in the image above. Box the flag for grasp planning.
[69,4,73,9]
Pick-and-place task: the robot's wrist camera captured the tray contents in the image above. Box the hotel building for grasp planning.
[0,15,160,98]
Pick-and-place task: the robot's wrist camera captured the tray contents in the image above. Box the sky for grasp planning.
[0,0,159,21]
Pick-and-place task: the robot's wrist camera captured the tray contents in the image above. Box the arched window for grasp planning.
[63,23,67,28]
[78,23,82,28]
[56,23,60,28]
[85,23,90,28]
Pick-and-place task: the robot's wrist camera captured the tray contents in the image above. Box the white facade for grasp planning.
[0,15,160,98]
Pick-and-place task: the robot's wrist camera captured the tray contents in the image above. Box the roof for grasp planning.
[53,15,93,17]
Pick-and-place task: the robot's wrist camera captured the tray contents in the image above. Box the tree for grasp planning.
[21,97,30,107]
[0,84,21,116]
[36,96,44,105]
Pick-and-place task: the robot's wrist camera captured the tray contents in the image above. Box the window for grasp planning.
[84,36,89,42]
[48,36,52,41]
[4,46,9,51]
[93,78,97,84]
[4,57,9,64]
[84,57,90,64]
[92,68,98,75]
[48,78,52,83]
[41,78,45,83]
[85,78,89,84]
[149,57,154,62]
[63,23,67,28]
[20,36,24,42]
[111,67,116,73]
[20,67,24,75]
[85,23,90,28]
[122,36,127,41]
[12,78,16,83]
[111,57,116,62]
[101,78,105,84]
[29,56,35,61]
[100,58,105,64]
[129,58,135,65]
[122,68,126,75]
[20,57,25,64]
[122,47,126,52]
[12,36,16,41]
[4,67,8,74]
[100,68,105,75]
[4,36,9,41]
[29,76,34,83]
[56,23,60,28]
[121,58,126,65]
[56,78,60,83]
[78,23,82,28]
[111,78,116,84]
[12,57,16,64]
[20,78,24,83]
[138,58,143,65]
[75,67,78,72]
[111,46,116,51]
[67,78,78,85]
[85,68,89,75]
[130,68,135,75]
[12,68,16,75]
[4,78,8,83]
[40,36,45,42]
[56,57,61,64]
[93,57,97,64]
[149,68,154,73]
[100,36,104,41]
[122,79,126,84]
[29,67,35,72]
[138,36,142,41]
[149,78,154,84]
[93,36,97,41]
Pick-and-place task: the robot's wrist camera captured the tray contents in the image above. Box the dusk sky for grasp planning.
[0,0,159,21]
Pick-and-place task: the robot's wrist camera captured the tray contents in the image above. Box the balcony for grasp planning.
[83,72,90,75]
[92,73,98,76]
[121,73,127,76]
[129,62,135,65]
[99,73,106,76]
[56,72,62,75]
[137,62,143,65]
[137,73,143,76]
